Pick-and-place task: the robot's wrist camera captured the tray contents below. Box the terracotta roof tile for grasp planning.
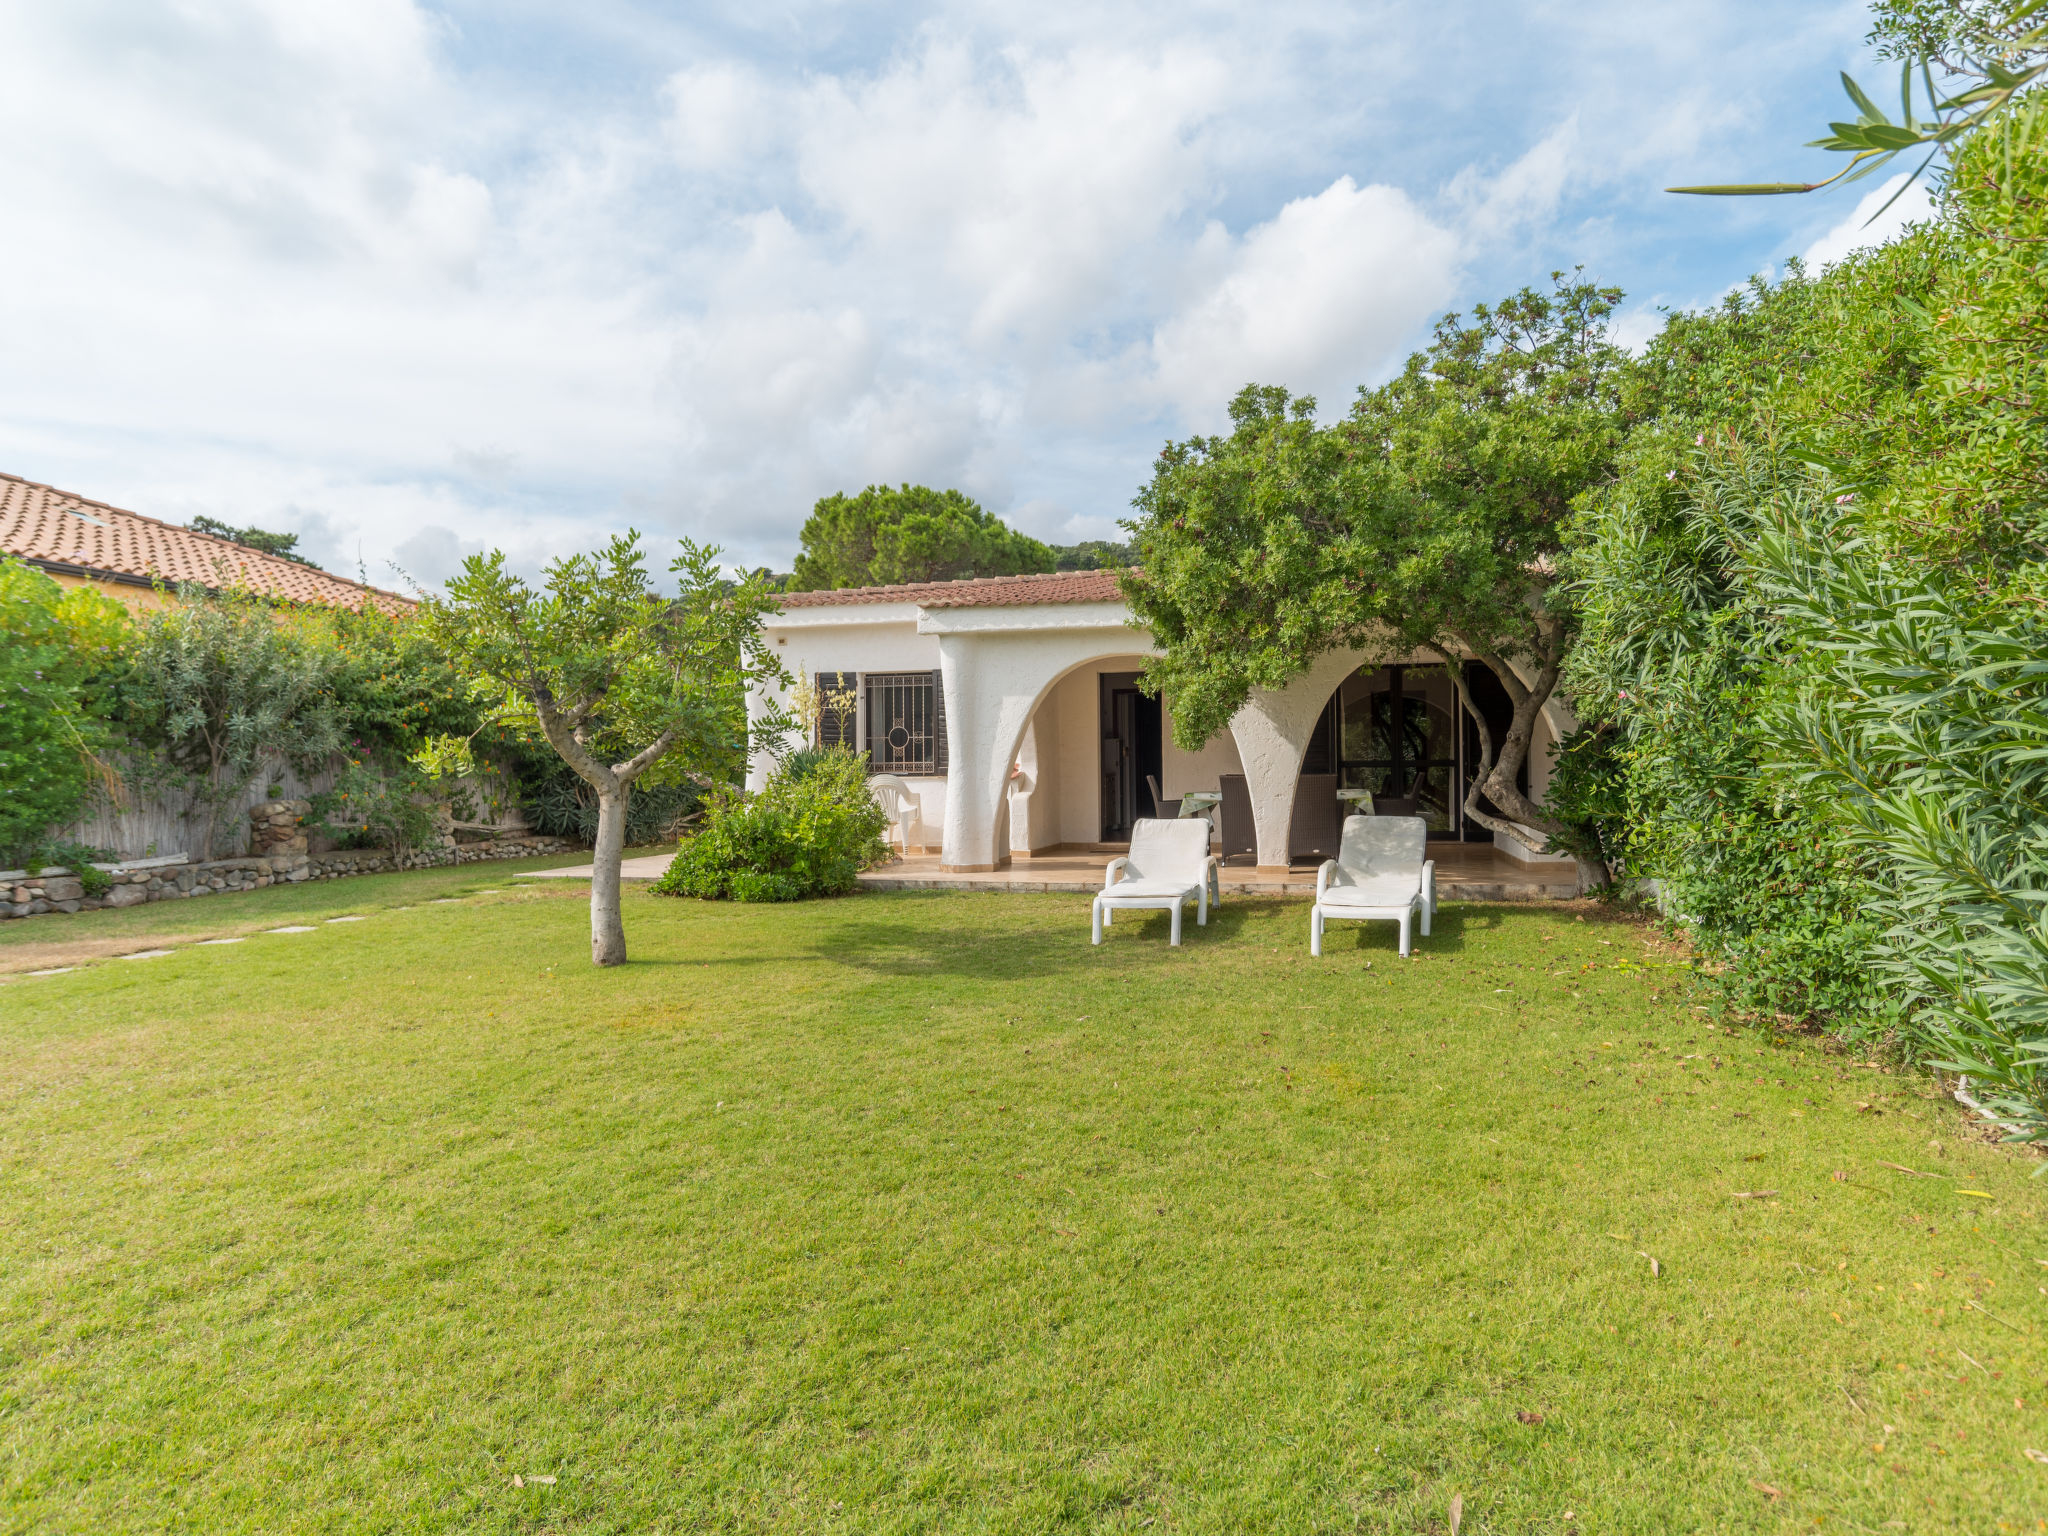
[778,569,1128,610]
[0,472,413,612]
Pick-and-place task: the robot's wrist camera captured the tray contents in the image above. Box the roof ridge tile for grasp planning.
[779,568,1131,610]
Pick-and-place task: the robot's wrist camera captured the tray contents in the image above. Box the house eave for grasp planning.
[914,600,1140,636]
[20,556,158,590]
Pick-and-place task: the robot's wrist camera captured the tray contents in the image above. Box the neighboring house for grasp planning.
[0,471,412,613]
[747,571,1576,874]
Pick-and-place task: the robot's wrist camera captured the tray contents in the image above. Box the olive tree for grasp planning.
[420,534,785,966]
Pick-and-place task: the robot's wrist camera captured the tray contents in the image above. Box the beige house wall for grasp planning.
[43,570,176,612]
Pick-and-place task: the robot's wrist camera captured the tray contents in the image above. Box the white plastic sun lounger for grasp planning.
[1310,815,1435,958]
[1091,817,1221,947]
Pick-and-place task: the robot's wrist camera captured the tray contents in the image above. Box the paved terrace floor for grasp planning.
[520,844,1583,900]
[864,844,1580,901]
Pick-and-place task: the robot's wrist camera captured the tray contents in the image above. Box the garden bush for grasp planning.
[0,559,131,867]
[652,747,887,902]
[512,753,704,847]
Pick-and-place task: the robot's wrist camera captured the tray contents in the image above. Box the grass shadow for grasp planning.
[1324,904,1500,957]
[816,898,1266,982]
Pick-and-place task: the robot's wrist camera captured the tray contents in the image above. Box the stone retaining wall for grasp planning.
[3,800,575,919]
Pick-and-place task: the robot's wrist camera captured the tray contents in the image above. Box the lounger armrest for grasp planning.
[1103,856,1131,892]
[1315,859,1337,899]
[1422,859,1435,905]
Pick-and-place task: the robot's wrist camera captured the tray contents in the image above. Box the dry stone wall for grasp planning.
[3,801,575,920]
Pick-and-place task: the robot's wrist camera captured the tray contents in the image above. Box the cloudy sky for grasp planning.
[0,1,1932,589]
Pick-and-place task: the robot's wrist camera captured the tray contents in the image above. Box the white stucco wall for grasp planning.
[749,593,1574,870]
[748,609,951,833]
[929,616,1155,869]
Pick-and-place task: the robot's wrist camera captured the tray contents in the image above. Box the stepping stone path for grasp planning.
[21,891,497,984]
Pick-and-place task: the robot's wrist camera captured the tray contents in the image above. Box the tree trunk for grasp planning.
[531,704,673,969]
[1433,629,1569,857]
[590,784,630,967]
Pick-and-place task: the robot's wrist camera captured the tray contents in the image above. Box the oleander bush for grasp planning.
[1558,89,2048,1136]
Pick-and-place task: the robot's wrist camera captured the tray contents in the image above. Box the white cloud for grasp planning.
[791,37,1230,344]
[665,62,784,172]
[1448,116,1580,242]
[1609,303,1669,355]
[0,0,1915,579]
[1800,172,1936,271]
[1150,177,1462,419]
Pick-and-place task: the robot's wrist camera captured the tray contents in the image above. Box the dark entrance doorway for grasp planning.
[1099,672,1162,840]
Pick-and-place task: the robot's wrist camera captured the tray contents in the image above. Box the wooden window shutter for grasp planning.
[932,669,948,774]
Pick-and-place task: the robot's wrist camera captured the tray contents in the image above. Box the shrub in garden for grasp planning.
[652,747,887,902]
[311,757,439,856]
[0,559,131,867]
[124,586,350,859]
[513,752,704,847]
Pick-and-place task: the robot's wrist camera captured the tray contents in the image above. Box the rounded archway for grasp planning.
[934,628,1160,871]
[994,650,1158,856]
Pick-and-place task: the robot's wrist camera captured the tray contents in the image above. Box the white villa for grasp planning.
[746,571,1578,883]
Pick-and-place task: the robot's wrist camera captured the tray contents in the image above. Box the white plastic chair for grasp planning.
[868,774,925,855]
[1310,816,1436,958]
[1091,818,1221,947]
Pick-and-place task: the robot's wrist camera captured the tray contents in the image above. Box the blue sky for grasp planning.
[0,1,1932,587]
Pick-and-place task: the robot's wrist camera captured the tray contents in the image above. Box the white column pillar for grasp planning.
[1227,650,1375,871]
[936,634,1031,872]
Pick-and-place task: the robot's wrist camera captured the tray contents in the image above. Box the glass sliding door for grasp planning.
[1332,665,1462,836]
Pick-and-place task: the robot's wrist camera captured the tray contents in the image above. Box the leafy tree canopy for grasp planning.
[1048,539,1136,571]
[790,485,1055,590]
[1124,272,1630,852]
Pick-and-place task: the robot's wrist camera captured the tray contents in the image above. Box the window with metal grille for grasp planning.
[865,671,946,776]
[814,671,858,750]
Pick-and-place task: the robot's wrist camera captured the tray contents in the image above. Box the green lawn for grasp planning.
[1,880,2043,1533]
